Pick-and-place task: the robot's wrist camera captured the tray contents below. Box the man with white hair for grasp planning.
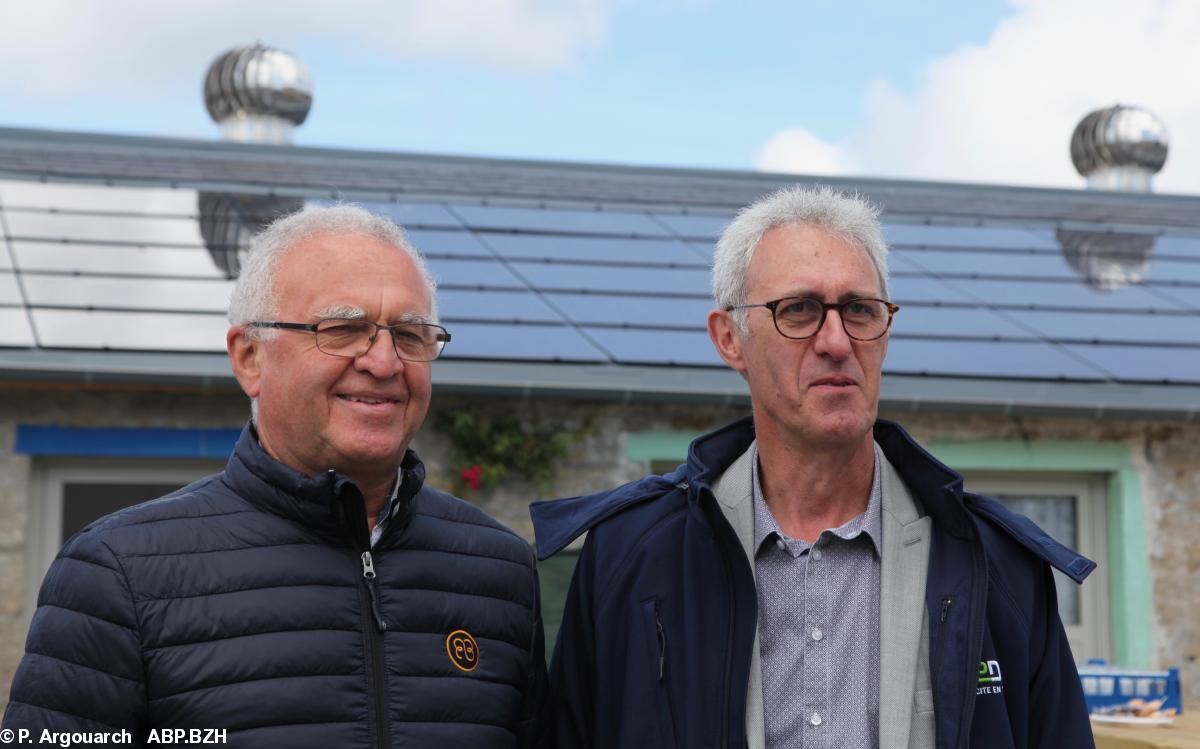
[532,186,1095,748]
[5,205,548,748]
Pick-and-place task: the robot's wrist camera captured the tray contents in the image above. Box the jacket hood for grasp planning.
[531,417,1094,582]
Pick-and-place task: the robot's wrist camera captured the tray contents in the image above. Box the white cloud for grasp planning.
[756,0,1200,193]
[754,128,854,176]
[0,0,608,98]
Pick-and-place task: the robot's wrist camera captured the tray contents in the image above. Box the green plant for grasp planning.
[436,410,572,492]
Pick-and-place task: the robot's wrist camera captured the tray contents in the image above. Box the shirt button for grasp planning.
[810,712,822,727]
[811,627,823,641]
[811,549,823,561]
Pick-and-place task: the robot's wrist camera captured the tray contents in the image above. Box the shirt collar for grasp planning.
[752,441,884,557]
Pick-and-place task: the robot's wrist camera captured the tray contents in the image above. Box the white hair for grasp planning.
[228,203,438,423]
[711,185,889,332]
[228,202,438,336]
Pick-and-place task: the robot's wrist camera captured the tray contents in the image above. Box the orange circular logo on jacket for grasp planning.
[446,629,479,672]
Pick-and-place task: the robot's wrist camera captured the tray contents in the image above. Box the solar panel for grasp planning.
[351,201,463,229]
[651,213,733,240]
[932,277,1186,312]
[450,203,670,237]
[893,248,1076,280]
[484,233,703,266]
[0,180,198,213]
[5,211,204,246]
[424,258,527,290]
[22,275,233,312]
[33,309,227,351]
[12,242,223,278]
[582,327,722,367]
[891,305,1034,339]
[0,308,35,347]
[1006,309,1200,345]
[1152,235,1200,258]
[543,292,713,327]
[1145,258,1200,284]
[438,321,608,362]
[1060,343,1200,384]
[404,229,491,259]
[509,262,710,295]
[436,289,565,324]
[883,339,1107,380]
[885,223,1058,250]
[0,271,23,304]
[887,275,976,305]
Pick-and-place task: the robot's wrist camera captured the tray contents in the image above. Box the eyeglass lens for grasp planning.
[314,319,446,361]
[773,298,891,340]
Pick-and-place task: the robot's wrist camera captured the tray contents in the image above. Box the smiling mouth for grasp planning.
[337,394,400,405]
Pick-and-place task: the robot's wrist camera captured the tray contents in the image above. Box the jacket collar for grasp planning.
[222,422,425,545]
[532,415,1093,581]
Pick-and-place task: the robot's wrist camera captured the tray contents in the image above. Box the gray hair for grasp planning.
[711,185,889,332]
[228,202,438,335]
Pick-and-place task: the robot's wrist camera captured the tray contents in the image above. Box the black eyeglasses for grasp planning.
[725,296,899,341]
[248,319,452,362]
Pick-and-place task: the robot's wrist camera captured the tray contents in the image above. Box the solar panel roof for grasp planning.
[2,129,1200,415]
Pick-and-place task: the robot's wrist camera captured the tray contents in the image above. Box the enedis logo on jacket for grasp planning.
[446,629,480,672]
[978,659,1003,696]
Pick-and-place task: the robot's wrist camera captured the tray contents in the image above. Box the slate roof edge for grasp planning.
[4,126,1200,227]
[0,349,1195,421]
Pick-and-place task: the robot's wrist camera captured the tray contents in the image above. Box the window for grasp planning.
[24,458,223,634]
[962,471,1111,663]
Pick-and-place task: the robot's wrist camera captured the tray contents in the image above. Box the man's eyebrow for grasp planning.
[314,304,366,319]
[392,311,434,325]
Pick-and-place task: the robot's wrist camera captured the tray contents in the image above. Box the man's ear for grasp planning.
[707,309,748,374]
[227,325,264,398]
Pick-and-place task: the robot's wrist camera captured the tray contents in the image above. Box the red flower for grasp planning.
[461,464,483,491]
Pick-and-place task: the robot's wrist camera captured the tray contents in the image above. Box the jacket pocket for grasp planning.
[641,597,678,748]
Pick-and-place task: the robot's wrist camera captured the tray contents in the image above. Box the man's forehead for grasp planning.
[750,224,879,290]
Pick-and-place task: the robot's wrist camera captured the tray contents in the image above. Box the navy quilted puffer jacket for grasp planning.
[3,425,548,748]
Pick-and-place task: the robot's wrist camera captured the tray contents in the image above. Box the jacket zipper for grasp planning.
[956,541,989,749]
[360,550,389,749]
[655,603,667,682]
[932,597,952,700]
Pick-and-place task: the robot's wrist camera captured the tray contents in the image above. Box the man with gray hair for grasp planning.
[532,186,1095,747]
[5,204,548,748]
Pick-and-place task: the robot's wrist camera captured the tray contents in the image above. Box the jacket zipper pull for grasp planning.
[940,597,953,625]
[655,607,667,682]
[361,551,388,632]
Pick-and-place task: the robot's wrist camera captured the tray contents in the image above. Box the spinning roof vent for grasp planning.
[203,43,313,145]
[1069,104,1168,192]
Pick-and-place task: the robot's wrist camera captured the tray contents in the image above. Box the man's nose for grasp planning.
[812,309,852,359]
[355,329,405,377]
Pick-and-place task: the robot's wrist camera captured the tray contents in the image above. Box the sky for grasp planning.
[1,0,1198,193]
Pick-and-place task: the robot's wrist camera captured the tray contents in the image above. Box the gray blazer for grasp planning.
[712,442,936,749]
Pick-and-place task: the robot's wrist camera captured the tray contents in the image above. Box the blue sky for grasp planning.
[2,0,1198,192]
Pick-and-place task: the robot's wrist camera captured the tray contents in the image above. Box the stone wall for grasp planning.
[1,383,1196,708]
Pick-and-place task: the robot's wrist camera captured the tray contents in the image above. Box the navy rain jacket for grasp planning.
[531,417,1096,749]
[4,424,548,748]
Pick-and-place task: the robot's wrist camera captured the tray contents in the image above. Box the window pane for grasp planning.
[62,482,184,542]
[994,493,1079,625]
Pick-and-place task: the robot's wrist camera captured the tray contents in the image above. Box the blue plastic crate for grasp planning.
[1078,661,1183,714]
